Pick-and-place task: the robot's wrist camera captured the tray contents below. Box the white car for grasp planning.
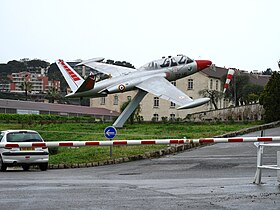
[0,130,49,171]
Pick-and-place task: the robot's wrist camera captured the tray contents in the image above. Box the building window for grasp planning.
[210,79,213,90]
[153,113,159,122]
[187,79,193,90]
[170,101,176,108]
[170,114,175,121]
[113,95,118,105]
[216,80,219,90]
[154,97,159,108]
[100,97,105,105]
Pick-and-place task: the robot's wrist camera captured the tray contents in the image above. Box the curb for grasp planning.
[48,121,280,170]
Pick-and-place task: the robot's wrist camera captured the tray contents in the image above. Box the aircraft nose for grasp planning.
[195,60,212,71]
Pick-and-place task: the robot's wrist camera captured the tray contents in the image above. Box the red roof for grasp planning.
[0,99,119,117]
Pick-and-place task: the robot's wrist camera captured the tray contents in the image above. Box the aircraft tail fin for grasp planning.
[76,74,96,93]
[56,59,84,93]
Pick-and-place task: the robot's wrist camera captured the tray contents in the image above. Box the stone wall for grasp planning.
[186,103,264,122]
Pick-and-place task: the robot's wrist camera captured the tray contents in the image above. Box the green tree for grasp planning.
[48,63,67,93]
[20,76,33,100]
[27,59,49,68]
[241,84,263,104]
[120,99,141,124]
[46,86,61,103]
[223,73,250,106]
[199,89,223,110]
[259,71,280,122]
[262,68,272,75]
[7,60,26,72]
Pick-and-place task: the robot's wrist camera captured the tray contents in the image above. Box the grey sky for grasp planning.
[1,0,279,71]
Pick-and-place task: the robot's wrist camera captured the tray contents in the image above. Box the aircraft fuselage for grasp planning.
[66,60,202,98]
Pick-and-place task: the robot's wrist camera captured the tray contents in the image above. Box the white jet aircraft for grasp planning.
[56,55,212,127]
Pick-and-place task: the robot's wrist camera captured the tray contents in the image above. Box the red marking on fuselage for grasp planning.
[118,84,126,92]
[165,72,170,79]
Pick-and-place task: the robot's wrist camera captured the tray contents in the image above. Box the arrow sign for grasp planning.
[104,126,117,139]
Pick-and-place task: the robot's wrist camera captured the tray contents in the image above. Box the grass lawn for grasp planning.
[0,121,262,164]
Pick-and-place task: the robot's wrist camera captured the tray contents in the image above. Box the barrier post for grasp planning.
[253,144,263,184]
[277,151,280,182]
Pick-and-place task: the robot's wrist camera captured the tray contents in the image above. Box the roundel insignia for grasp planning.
[118,84,126,92]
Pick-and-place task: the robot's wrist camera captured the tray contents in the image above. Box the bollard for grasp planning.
[277,151,280,182]
[253,144,263,184]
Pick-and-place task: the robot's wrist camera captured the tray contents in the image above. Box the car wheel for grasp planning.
[22,165,30,171]
[0,156,7,172]
[39,163,48,171]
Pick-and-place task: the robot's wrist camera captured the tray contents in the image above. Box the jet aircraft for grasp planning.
[56,55,212,127]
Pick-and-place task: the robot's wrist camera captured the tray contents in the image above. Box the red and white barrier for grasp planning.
[1,136,280,148]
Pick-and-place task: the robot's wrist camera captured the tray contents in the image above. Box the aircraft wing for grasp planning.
[78,60,137,77]
[136,77,210,109]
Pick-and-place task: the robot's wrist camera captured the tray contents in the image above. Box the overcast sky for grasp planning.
[1,0,279,71]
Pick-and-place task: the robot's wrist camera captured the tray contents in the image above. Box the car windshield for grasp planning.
[7,132,43,142]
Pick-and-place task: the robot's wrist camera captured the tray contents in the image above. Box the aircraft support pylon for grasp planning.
[113,89,147,128]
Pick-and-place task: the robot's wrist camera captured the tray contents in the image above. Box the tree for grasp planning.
[262,68,272,75]
[259,71,280,122]
[46,86,61,103]
[20,75,33,100]
[120,99,141,124]
[223,73,250,106]
[199,89,223,110]
[27,59,49,68]
[241,84,263,104]
[48,63,67,93]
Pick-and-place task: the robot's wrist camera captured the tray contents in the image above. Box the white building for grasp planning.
[7,71,60,94]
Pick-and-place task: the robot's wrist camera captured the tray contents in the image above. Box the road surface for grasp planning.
[1,127,280,209]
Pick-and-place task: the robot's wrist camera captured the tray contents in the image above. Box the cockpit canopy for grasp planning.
[139,55,194,71]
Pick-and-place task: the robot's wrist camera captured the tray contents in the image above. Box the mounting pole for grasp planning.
[113,89,147,128]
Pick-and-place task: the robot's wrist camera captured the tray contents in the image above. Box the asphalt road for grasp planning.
[1,127,280,210]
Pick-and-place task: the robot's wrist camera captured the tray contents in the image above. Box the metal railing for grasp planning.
[253,143,280,184]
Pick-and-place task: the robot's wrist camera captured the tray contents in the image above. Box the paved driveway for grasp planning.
[1,127,280,209]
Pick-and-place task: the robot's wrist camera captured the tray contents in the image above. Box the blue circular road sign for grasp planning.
[104,126,117,139]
